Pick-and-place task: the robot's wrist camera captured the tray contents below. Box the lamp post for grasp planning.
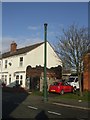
[43,23,48,102]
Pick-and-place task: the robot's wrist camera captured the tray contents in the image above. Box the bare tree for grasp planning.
[55,24,90,96]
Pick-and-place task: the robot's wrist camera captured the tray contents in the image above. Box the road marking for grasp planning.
[48,110,61,116]
[53,102,90,110]
[28,106,38,110]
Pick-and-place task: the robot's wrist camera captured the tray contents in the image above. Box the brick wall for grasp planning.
[26,65,62,79]
[26,65,62,91]
[83,53,90,91]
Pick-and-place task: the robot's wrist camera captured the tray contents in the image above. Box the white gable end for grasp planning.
[47,42,62,68]
[25,43,44,68]
[25,42,62,68]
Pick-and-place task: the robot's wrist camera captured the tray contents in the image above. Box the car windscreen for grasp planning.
[52,82,59,86]
[68,78,75,82]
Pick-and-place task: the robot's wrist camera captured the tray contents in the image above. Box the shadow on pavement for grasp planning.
[35,110,48,120]
[2,87,29,119]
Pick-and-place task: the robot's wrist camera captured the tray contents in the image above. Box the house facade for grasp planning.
[0,41,62,91]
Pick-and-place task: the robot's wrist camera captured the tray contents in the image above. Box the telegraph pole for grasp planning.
[44,23,48,102]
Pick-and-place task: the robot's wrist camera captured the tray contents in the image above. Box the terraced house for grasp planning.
[0,41,62,91]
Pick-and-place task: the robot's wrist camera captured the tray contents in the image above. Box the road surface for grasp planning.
[2,91,89,119]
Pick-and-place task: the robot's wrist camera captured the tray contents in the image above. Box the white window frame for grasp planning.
[19,57,23,67]
[5,60,8,68]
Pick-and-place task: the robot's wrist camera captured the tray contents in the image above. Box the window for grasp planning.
[20,75,23,85]
[16,75,19,85]
[20,75,23,80]
[5,60,8,68]
[5,75,7,84]
[75,78,78,82]
[9,74,11,84]
[52,82,59,86]
[64,82,69,86]
[2,75,4,82]
[19,57,23,67]
[16,75,19,80]
[68,78,74,82]
[0,61,1,68]
[1,75,7,84]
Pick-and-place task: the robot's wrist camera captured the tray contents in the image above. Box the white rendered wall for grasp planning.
[25,42,62,69]
[0,42,62,88]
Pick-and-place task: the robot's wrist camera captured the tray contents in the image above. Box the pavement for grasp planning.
[2,91,90,119]
[50,98,90,110]
[2,86,90,111]
[29,92,90,111]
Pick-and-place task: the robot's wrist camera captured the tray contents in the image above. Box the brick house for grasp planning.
[83,49,90,91]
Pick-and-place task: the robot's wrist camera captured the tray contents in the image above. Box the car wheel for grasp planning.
[60,90,64,95]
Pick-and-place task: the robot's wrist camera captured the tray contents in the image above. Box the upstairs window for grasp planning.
[19,57,23,67]
[5,60,8,68]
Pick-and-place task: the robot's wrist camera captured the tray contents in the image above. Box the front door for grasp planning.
[27,77,40,91]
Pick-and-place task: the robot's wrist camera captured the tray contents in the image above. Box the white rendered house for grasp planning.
[0,41,62,89]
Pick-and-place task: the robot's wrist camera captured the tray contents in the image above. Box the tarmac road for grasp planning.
[2,91,89,119]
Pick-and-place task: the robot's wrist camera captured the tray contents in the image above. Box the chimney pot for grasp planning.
[10,41,17,52]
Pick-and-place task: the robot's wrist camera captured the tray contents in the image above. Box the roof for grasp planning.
[0,42,44,59]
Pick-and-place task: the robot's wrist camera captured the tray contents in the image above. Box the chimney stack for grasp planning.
[10,41,17,52]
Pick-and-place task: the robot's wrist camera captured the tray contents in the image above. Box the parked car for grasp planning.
[49,82,74,95]
[1,82,6,87]
[0,80,2,87]
[67,76,79,90]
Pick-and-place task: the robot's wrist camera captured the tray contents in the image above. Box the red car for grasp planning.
[49,82,74,95]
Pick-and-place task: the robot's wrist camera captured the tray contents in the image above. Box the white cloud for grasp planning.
[2,36,17,53]
[28,26,40,30]
[18,37,43,48]
[1,36,43,53]
[0,39,2,53]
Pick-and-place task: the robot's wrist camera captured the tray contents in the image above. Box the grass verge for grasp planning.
[53,91,90,102]
[31,90,90,102]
